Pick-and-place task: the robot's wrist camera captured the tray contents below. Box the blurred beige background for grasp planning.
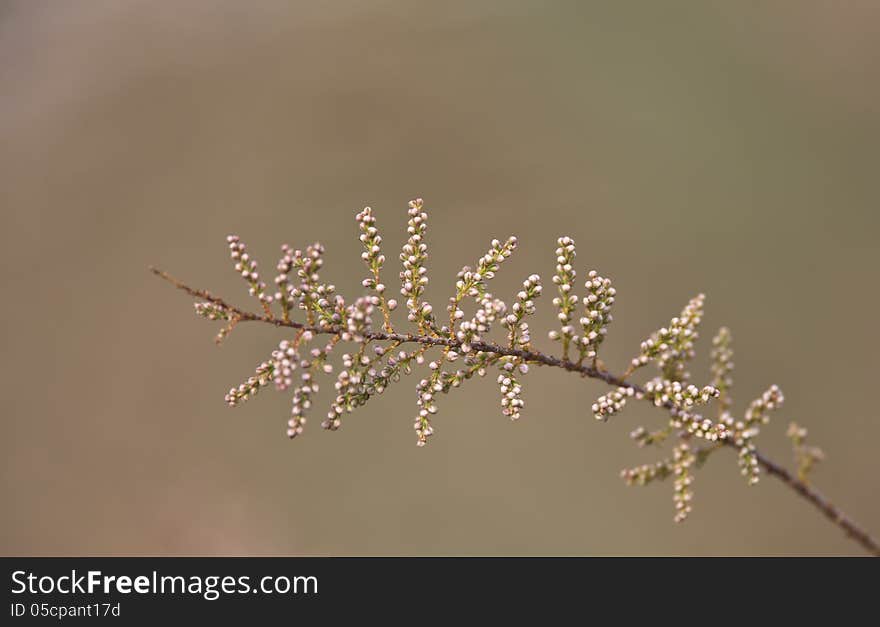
[2,1,878,555]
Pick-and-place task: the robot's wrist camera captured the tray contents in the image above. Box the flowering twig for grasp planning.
[151,198,880,556]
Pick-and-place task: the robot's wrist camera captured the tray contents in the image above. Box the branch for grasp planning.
[151,266,880,556]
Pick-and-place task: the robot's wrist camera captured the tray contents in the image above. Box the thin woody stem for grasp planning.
[752,449,878,556]
[151,266,880,557]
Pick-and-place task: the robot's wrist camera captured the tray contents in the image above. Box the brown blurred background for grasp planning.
[2,1,878,555]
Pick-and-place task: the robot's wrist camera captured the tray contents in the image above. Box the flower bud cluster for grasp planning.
[227,235,272,308]
[414,377,437,447]
[549,237,578,357]
[269,339,301,391]
[786,421,824,482]
[623,435,714,521]
[577,270,614,362]
[744,384,783,427]
[710,327,734,411]
[325,351,367,430]
[214,321,237,345]
[472,237,518,297]
[645,378,720,411]
[364,346,424,397]
[400,199,433,329]
[672,441,695,523]
[498,356,528,420]
[505,274,541,348]
[592,386,634,421]
[456,295,507,354]
[632,294,704,380]
[620,459,673,486]
[629,425,671,448]
[450,237,517,329]
[273,244,297,320]
[288,366,319,438]
[667,408,728,442]
[356,206,394,329]
[412,352,498,446]
[343,296,377,342]
[356,207,385,279]
[456,352,497,384]
[337,343,415,425]
[225,360,275,406]
[290,243,336,324]
[728,385,784,485]
[738,442,760,485]
[308,337,338,376]
[194,301,232,321]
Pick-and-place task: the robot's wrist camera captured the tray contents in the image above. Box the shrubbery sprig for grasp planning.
[153,198,878,555]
